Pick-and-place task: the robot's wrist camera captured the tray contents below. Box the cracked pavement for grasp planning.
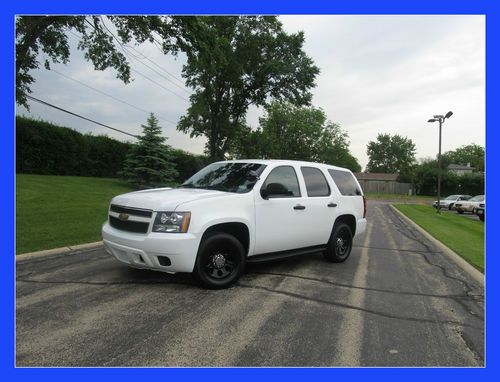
[16,201,484,366]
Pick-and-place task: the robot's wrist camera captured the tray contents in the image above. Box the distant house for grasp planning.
[354,172,412,195]
[448,163,474,176]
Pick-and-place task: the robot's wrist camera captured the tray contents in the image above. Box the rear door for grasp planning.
[298,166,338,246]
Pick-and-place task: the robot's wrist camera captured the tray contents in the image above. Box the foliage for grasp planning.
[16,174,133,254]
[16,16,174,108]
[366,133,416,180]
[394,204,484,272]
[229,102,361,172]
[120,114,178,189]
[170,148,211,183]
[441,144,485,172]
[173,16,320,160]
[16,115,132,177]
[413,158,484,196]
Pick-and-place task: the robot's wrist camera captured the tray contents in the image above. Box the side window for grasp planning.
[328,169,361,196]
[261,166,301,198]
[301,167,330,197]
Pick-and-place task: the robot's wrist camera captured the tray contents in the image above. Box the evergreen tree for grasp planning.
[121,114,178,189]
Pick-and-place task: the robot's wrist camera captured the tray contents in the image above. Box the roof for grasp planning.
[354,172,399,181]
[448,163,474,170]
[217,159,352,172]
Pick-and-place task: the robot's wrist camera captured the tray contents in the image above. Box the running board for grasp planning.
[247,245,327,264]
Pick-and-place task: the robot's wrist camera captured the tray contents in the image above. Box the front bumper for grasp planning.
[102,222,200,273]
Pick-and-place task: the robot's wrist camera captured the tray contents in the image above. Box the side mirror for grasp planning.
[261,182,289,199]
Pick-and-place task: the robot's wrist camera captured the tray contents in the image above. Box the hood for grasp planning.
[111,187,229,211]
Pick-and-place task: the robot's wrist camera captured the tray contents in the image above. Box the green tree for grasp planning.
[230,102,361,172]
[16,16,174,108]
[173,17,319,160]
[120,114,178,189]
[442,144,484,172]
[366,133,416,180]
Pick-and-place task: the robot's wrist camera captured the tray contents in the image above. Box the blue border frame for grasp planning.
[2,0,498,380]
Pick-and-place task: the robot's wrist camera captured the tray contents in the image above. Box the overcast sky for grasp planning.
[17,15,485,169]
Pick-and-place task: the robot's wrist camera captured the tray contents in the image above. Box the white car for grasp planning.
[432,194,472,210]
[454,195,485,214]
[102,160,367,288]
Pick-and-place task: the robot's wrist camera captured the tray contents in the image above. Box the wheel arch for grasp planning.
[200,222,250,255]
[333,214,356,237]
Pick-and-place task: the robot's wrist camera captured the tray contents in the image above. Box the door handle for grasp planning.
[293,204,306,210]
[328,202,338,208]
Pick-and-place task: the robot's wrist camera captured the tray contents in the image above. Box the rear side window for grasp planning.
[328,169,361,196]
[301,167,330,197]
[261,166,301,198]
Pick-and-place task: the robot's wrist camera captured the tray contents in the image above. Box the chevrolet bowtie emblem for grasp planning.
[118,213,129,221]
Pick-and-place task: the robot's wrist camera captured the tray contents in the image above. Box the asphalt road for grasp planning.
[16,201,484,366]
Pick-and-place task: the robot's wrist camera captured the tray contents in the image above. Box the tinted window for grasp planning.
[180,162,266,193]
[301,167,330,197]
[261,166,301,198]
[328,169,361,196]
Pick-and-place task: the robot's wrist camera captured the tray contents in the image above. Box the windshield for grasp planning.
[470,195,485,202]
[179,162,267,193]
[445,195,459,200]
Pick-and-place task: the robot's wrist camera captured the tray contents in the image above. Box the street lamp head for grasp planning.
[433,115,444,119]
[428,118,437,123]
[445,111,453,119]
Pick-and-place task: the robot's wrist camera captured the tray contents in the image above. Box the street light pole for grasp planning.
[428,111,453,215]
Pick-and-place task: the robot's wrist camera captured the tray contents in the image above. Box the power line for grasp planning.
[50,68,178,125]
[131,68,190,101]
[66,21,190,102]
[26,95,138,138]
[124,43,187,88]
[124,46,191,95]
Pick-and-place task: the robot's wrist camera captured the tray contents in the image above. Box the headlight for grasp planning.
[153,211,191,233]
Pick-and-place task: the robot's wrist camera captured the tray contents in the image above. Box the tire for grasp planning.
[323,223,353,263]
[457,209,464,214]
[193,232,246,289]
[479,214,485,222]
[448,203,454,211]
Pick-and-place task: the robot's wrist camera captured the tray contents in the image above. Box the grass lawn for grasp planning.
[393,204,484,272]
[16,174,134,254]
[365,192,434,205]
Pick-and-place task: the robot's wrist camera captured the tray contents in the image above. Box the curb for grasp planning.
[16,241,103,262]
[390,205,484,287]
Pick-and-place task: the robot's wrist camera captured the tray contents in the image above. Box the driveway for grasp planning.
[16,201,484,366]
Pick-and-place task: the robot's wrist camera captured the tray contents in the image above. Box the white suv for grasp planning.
[102,160,367,288]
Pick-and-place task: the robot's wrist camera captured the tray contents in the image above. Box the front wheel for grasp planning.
[448,203,454,210]
[193,232,245,289]
[323,223,353,263]
[457,209,464,214]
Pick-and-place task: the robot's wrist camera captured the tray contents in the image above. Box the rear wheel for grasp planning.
[323,223,353,263]
[193,232,245,289]
[457,209,464,214]
[448,203,454,210]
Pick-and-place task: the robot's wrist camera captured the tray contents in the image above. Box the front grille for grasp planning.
[109,215,149,233]
[110,204,152,218]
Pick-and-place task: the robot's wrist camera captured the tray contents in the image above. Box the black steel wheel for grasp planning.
[323,223,353,263]
[193,232,245,289]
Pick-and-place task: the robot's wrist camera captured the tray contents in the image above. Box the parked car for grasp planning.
[454,195,485,214]
[475,203,485,222]
[432,194,472,210]
[102,160,367,288]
